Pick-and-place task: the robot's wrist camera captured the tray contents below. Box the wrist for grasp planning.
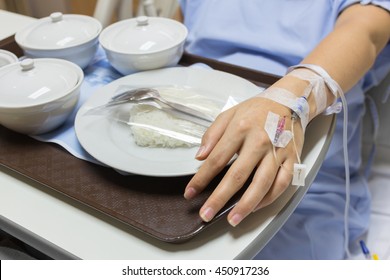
[257,63,344,132]
[287,64,343,115]
[257,87,310,132]
[271,75,319,121]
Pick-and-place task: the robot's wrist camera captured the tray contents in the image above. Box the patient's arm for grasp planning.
[183,4,390,227]
[301,4,390,93]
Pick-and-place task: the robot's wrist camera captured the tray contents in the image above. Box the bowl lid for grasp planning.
[0,58,82,108]
[15,12,102,50]
[99,16,187,54]
[0,49,18,68]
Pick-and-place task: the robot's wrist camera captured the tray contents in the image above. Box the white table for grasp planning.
[0,10,36,39]
[0,10,335,260]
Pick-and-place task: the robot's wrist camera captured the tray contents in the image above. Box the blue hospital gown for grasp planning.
[178,0,390,259]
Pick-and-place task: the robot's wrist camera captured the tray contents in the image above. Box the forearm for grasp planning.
[302,4,390,93]
[271,4,390,122]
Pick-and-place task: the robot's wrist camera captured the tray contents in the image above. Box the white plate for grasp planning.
[75,67,260,176]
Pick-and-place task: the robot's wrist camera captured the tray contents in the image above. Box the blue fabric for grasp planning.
[179,0,390,259]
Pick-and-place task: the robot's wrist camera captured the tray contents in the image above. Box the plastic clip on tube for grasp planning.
[359,240,380,260]
[359,240,372,260]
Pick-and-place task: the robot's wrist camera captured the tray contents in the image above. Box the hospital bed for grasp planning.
[351,71,390,260]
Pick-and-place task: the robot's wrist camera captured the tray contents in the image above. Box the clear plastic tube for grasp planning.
[339,89,351,258]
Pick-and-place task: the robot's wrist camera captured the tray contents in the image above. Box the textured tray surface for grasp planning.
[0,35,277,243]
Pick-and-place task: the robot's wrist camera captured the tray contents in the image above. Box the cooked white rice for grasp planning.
[129,104,205,148]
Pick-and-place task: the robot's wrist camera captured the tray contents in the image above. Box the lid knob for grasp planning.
[20,59,35,71]
[136,16,149,26]
[50,12,63,23]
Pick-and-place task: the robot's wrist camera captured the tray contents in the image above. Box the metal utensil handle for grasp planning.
[157,99,215,122]
[110,88,150,102]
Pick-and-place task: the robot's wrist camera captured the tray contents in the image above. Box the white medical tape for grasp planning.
[257,87,310,132]
[287,68,328,116]
[287,64,343,115]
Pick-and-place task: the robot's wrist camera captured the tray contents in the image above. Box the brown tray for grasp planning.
[0,35,279,243]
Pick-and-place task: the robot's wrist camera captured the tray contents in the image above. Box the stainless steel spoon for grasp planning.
[93,87,215,123]
[111,88,215,122]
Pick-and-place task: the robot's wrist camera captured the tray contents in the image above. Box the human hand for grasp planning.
[183,95,305,226]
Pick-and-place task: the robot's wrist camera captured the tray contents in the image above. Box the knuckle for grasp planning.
[253,133,270,150]
[258,131,271,144]
[250,129,271,149]
[207,153,227,169]
[229,167,247,185]
[276,172,293,188]
[254,174,273,189]
[236,118,252,133]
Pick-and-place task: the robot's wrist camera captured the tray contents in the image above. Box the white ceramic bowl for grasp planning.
[99,16,188,75]
[0,58,83,135]
[0,49,18,68]
[15,12,102,69]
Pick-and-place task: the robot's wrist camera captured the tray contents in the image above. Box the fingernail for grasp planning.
[184,187,196,200]
[195,145,206,159]
[229,213,243,227]
[200,207,215,222]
